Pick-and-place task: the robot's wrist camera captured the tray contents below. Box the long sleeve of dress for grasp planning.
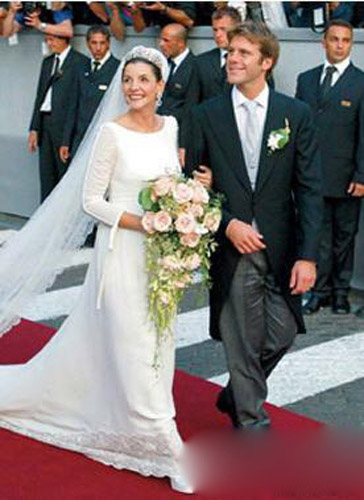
[83,124,124,250]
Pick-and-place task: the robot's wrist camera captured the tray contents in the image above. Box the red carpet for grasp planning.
[0,320,328,499]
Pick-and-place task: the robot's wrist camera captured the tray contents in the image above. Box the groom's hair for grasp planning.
[228,21,279,75]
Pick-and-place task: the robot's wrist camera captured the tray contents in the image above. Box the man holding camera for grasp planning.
[2,2,73,39]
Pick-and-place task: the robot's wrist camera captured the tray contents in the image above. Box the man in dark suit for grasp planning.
[59,25,120,163]
[186,22,322,431]
[296,20,364,315]
[195,6,241,102]
[28,34,88,201]
[158,23,199,144]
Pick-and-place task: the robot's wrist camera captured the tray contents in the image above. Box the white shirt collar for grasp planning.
[324,56,351,77]
[220,48,228,67]
[92,50,111,69]
[232,83,269,110]
[55,45,71,67]
[172,47,189,70]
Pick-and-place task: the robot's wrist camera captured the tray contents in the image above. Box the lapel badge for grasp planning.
[98,84,108,90]
[341,100,352,107]
[174,83,182,89]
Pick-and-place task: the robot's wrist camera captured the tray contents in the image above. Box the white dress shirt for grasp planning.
[91,50,111,72]
[232,83,269,190]
[40,45,71,112]
[320,56,351,87]
[232,83,269,231]
[220,48,228,68]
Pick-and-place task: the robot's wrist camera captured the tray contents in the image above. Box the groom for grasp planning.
[186,22,323,431]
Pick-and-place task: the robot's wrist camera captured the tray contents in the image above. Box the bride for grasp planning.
[0,46,194,494]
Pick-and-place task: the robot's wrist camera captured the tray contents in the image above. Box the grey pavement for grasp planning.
[1,212,364,429]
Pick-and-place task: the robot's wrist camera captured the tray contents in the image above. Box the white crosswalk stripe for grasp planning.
[210,332,364,406]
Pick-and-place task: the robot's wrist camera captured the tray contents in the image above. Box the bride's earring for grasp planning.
[156,92,163,108]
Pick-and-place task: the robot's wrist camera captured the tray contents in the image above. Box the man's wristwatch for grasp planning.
[40,22,47,31]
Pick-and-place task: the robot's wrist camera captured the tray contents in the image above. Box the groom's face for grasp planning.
[227,36,272,88]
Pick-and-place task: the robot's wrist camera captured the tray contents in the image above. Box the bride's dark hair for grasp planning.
[122,57,163,82]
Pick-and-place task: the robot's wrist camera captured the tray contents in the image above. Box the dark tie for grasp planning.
[166,58,176,86]
[52,55,60,76]
[43,55,60,97]
[92,61,101,72]
[320,65,337,100]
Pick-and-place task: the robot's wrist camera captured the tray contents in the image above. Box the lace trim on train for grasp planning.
[0,419,183,479]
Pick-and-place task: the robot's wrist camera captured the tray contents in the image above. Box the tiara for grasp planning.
[121,45,169,81]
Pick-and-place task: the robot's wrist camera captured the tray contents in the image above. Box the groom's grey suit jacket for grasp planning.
[186,89,323,340]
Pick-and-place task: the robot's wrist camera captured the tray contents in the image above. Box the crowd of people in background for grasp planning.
[1,2,364,40]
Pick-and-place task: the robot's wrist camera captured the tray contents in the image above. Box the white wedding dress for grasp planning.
[0,116,185,481]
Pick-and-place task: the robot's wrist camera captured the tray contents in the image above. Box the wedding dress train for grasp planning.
[0,117,190,487]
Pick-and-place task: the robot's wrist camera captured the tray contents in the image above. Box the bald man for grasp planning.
[158,23,199,145]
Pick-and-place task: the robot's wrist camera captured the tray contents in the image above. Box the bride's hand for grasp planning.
[119,212,145,233]
[193,165,212,190]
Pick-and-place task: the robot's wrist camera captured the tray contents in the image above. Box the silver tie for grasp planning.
[243,100,260,190]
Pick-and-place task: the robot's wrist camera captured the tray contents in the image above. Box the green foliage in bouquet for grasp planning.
[139,174,222,364]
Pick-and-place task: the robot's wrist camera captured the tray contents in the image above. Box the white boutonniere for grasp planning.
[267,118,290,154]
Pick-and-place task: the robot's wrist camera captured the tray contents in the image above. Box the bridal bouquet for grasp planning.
[139,174,222,343]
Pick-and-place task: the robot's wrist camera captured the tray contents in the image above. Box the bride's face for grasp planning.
[122,62,164,111]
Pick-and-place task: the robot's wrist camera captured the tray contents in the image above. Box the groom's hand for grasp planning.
[290,260,316,295]
[226,219,266,254]
[193,165,212,190]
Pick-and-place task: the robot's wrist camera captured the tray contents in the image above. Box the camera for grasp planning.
[21,2,46,18]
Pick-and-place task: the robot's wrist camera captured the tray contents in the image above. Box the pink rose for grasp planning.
[153,176,175,197]
[142,212,155,234]
[159,291,170,305]
[175,274,192,289]
[192,184,209,204]
[203,211,221,233]
[175,279,188,290]
[180,232,201,248]
[154,210,172,232]
[173,183,194,204]
[184,253,201,271]
[175,213,196,234]
[189,203,204,218]
[162,255,181,271]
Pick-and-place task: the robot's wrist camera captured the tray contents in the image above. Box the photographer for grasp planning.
[2,1,73,39]
[128,2,196,32]
[87,2,127,40]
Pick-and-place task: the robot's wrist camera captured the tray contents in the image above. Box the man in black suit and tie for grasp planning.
[59,25,120,163]
[195,6,241,102]
[186,22,322,431]
[296,20,364,315]
[28,34,88,201]
[158,23,199,143]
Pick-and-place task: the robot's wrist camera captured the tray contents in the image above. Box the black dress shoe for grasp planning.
[332,296,350,315]
[215,389,240,428]
[303,295,331,315]
[236,419,271,434]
